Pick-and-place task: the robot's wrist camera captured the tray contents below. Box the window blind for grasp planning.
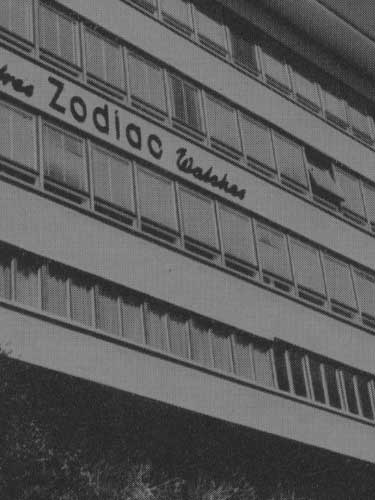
[129,53,166,112]
[168,311,189,358]
[273,132,307,188]
[0,102,34,169]
[324,255,357,309]
[335,168,366,218]
[70,275,92,326]
[290,239,325,295]
[121,295,144,343]
[170,76,202,131]
[354,270,375,318]
[42,263,68,317]
[240,114,276,171]
[0,0,32,40]
[211,327,232,372]
[189,318,212,367]
[95,284,119,335]
[86,30,123,89]
[144,303,169,350]
[219,205,256,265]
[233,333,254,379]
[15,255,39,308]
[161,0,192,29]
[206,95,241,151]
[256,224,292,281]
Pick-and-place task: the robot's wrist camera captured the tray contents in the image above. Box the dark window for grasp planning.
[0,247,11,300]
[342,370,359,415]
[231,29,258,72]
[170,75,202,131]
[273,345,290,392]
[357,376,374,420]
[289,349,307,397]
[306,149,344,207]
[308,356,326,404]
[324,364,342,409]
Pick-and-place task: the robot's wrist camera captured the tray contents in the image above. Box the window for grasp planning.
[0,102,35,170]
[305,148,343,207]
[43,125,86,192]
[170,75,202,132]
[341,369,359,415]
[290,239,325,297]
[324,364,342,409]
[348,103,372,142]
[211,326,232,373]
[293,66,321,111]
[130,0,157,13]
[0,247,11,300]
[273,133,307,189]
[206,95,241,152]
[195,2,227,56]
[363,183,375,229]
[0,0,32,41]
[323,87,348,128]
[273,345,290,392]
[128,53,166,113]
[168,311,190,358]
[253,342,274,387]
[92,146,135,215]
[121,294,144,343]
[357,376,374,420]
[39,3,79,67]
[179,187,219,252]
[218,204,257,270]
[137,167,177,234]
[354,270,375,320]
[308,356,326,404]
[324,255,357,311]
[232,332,254,379]
[231,29,258,72]
[70,274,92,326]
[289,349,307,397]
[15,254,39,308]
[256,223,292,282]
[161,0,192,32]
[189,318,212,367]
[262,47,291,92]
[95,284,119,335]
[240,114,276,173]
[144,302,169,350]
[335,168,366,221]
[42,263,68,317]
[86,29,124,90]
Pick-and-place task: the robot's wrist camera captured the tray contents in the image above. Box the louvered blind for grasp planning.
[288,349,307,397]
[170,76,202,130]
[129,53,166,112]
[233,333,253,379]
[290,239,325,295]
[324,364,342,409]
[144,303,168,350]
[342,370,359,414]
[0,0,32,40]
[42,263,67,317]
[324,89,347,126]
[168,311,189,358]
[92,146,134,212]
[363,183,375,224]
[324,255,357,309]
[0,102,34,169]
[240,114,276,171]
[15,255,39,307]
[354,271,375,318]
[196,4,226,52]
[86,30,123,88]
[138,168,177,230]
[95,284,119,335]
[262,48,290,89]
[231,32,257,71]
[273,132,307,187]
[180,188,218,249]
[335,168,365,218]
[161,0,191,28]
[293,69,320,109]
[253,343,274,387]
[357,376,374,419]
[40,4,77,65]
[211,327,232,372]
[70,276,92,326]
[219,205,256,265]
[121,295,144,343]
[189,318,212,367]
[308,356,326,403]
[0,248,11,300]
[349,104,372,139]
[256,224,292,281]
[206,95,240,151]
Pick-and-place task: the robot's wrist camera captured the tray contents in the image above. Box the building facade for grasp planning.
[1,0,375,483]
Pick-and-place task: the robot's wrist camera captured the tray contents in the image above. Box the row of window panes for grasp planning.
[2,3,375,236]
[1,0,374,150]
[2,98,375,333]
[0,243,374,423]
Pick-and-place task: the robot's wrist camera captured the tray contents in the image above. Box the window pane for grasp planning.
[256,223,292,281]
[168,311,189,358]
[43,125,86,191]
[240,114,276,171]
[138,168,177,230]
[211,327,232,373]
[306,149,343,202]
[180,188,218,249]
[70,275,92,326]
[354,270,375,318]
[42,263,67,317]
[92,146,134,212]
[323,88,347,126]
[342,370,359,414]
[363,183,375,225]
[273,133,307,188]
[0,247,11,300]
[349,104,372,140]
[95,284,119,335]
[144,303,168,350]
[161,0,192,29]
[231,31,258,71]
[170,76,202,131]
[262,47,290,90]
[131,0,156,12]
[121,295,144,344]
[40,4,78,65]
[290,239,325,295]
[293,68,320,109]
[309,356,326,404]
[15,254,39,308]
[195,3,226,54]
[86,30,123,88]
[273,345,290,391]
[129,53,166,112]
[219,205,256,265]
[253,342,274,387]
[324,364,341,409]
[189,318,212,367]
[0,102,35,169]
[335,168,365,218]
[233,332,254,379]
[324,255,357,309]
[206,95,240,151]
[289,350,307,397]
[357,376,374,420]
[0,0,32,40]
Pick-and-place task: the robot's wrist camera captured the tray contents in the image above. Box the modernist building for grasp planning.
[1,0,375,493]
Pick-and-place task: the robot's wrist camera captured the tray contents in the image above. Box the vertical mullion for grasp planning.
[213,200,225,267]
[368,380,375,420]
[248,339,257,381]
[284,348,295,394]
[353,375,364,418]
[86,140,95,210]
[285,235,297,296]
[252,221,264,282]
[123,45,130,98]
[174,182,184,248]
[338,370,349,413]
[320,362,330,406]
[304,355,315,401]
[37,116,44,188]
[269,129,281,183]
[132,162,142,231]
